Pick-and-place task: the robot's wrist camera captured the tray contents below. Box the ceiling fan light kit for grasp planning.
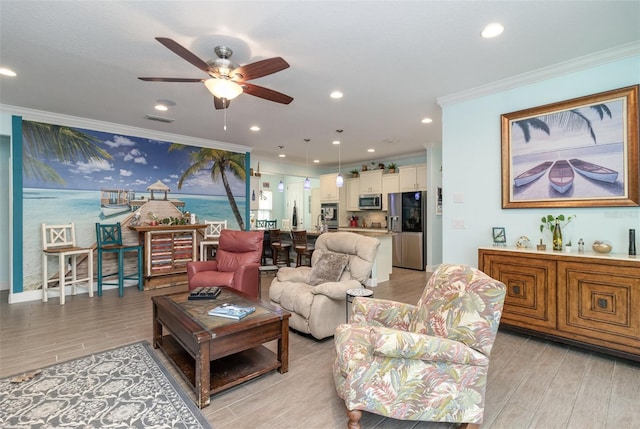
[204,78,243,100]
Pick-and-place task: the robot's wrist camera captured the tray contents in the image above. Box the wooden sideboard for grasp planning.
[130,224,207,290]
[478,247,640,361]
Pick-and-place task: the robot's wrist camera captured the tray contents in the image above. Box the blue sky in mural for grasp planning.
[24,126,246,196]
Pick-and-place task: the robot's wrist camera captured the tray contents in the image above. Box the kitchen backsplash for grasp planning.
[347,211,387,228]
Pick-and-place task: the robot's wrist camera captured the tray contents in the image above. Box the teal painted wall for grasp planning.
[0,135,9,289]
[441,55,640,266]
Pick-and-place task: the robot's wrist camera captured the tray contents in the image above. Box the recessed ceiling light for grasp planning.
[421,117,433,124]
[250,125,260,131]
[0,67,17,77]
[332,140,340,145]
[367,148,375,153]
[313,159,320,163]
[279,154,286,158]
[330,91,343,99]
[154,99,175,111]
[481,22,504,38]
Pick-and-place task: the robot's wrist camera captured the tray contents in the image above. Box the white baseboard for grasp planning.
[0,280,8,291]
[8,281,139,304]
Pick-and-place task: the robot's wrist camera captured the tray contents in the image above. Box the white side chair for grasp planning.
[41,223,94,305]
[281,219,291,231]
[199,220,227,261]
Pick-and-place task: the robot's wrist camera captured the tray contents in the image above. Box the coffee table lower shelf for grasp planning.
[157,334,281,396]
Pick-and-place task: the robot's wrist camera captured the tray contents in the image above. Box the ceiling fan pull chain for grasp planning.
[223,99,228,130]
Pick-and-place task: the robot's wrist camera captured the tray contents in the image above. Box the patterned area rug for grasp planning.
[0,341,212,428]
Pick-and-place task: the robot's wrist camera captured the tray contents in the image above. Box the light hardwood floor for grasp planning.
[2,268,640,429]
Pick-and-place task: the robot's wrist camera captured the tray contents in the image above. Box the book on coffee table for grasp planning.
[208,303,256,320]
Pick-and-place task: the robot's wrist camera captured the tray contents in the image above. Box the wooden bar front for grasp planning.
[130,224,207,290]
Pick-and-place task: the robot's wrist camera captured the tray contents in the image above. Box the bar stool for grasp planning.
[41,223,93,305]
[270,229,291,267]
[292,230,314,267]
[199,220,226,261]
[95,222,143,297]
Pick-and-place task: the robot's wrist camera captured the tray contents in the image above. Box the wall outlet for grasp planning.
[452,218,465,229]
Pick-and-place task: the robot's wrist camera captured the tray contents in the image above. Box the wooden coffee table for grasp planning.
[152,287,290,408]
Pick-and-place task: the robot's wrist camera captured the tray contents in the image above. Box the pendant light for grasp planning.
[304,138,311,190]
[335,129,344,188]
[278,179,284,192]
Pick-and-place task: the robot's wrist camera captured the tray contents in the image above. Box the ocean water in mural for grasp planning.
[23,188,245,290]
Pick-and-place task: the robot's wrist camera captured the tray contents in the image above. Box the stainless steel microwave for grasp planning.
[358,194,382,210]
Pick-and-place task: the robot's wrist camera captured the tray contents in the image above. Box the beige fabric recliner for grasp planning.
[269,232,380,340]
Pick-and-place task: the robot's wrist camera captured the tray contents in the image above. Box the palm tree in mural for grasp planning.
[21,121,112,184]
[514,104,612,144]
[169,145,246,230]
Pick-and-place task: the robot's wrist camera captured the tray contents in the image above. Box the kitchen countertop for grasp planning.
[338,227,391,237]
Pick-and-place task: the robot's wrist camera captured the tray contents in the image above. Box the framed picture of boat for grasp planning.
[501,85,639,208]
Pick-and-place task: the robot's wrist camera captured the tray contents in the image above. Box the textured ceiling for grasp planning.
[1,1,639,167]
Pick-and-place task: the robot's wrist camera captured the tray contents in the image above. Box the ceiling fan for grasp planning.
[138,37,293,109]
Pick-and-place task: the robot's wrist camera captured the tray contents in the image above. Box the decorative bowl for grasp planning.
[592,241,612,254]
[516,236,531,249]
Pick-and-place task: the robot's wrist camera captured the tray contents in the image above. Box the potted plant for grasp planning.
[539,214,576,251]
[387,162,398,174]
[350,169,359,178]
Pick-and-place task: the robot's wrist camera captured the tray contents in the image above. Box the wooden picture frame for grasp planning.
[501,85,639,208]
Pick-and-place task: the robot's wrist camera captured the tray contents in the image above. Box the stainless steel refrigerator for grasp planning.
[388,191,427,270]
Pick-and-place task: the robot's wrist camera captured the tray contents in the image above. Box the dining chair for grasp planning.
[199,220,227,261]
[255,219,266,229]
[41,223,94,305]
[269,228,291,267]
[95,222,143,297]
[292,230,314,267]
[265,219,277,230]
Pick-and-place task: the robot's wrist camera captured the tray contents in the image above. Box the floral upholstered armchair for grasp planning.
[333,264,506,429]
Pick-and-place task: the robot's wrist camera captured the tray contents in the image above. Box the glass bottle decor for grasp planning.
[630,229,636,256]
[292,200,298,227]
[552,219,563,251]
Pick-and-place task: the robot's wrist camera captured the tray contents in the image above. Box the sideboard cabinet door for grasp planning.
[481,252,557,332]
[557,261,640,356]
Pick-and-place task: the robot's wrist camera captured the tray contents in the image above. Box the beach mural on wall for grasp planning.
[21,120,246,291]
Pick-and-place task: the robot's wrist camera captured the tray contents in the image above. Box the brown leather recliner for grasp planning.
[186,230,264,298]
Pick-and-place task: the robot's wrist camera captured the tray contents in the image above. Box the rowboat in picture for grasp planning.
[100,189,135,217]
[568,158,618,183]
[549,160,575,194]
[513,161,553,187]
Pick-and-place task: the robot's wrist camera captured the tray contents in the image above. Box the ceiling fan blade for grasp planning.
[213,97,231,110]
[243,83,293,104]
[138,77,204,82]
[155,37,213,74]
[232,57,289,81]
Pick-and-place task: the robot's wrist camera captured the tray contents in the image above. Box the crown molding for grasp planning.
[437,42,640,108]
[0,104,252,153]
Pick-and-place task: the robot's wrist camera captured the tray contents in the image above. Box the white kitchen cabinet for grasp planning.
[346,178,360,211]
[359,170,383,194]
[382,173,399,211]
[319,173,340,201]
[398,164,427,192]
[250,176,259,210]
